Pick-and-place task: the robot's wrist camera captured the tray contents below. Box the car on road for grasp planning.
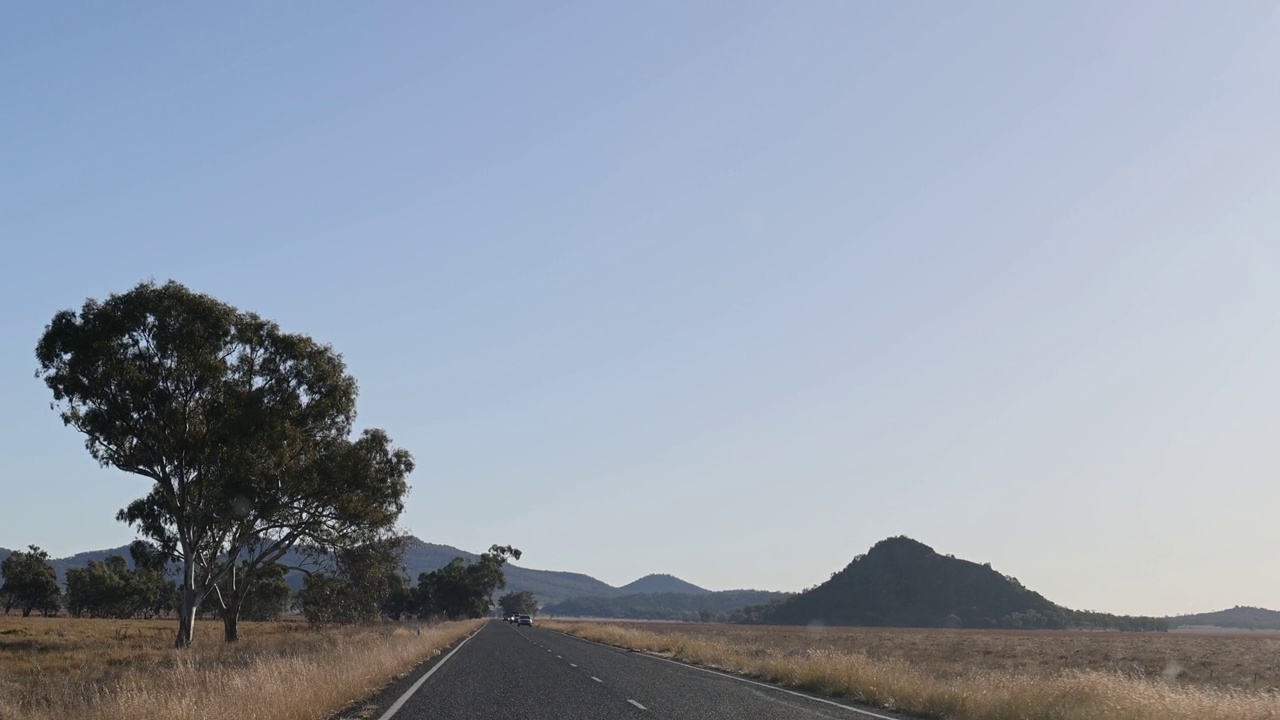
[517,615,532,626]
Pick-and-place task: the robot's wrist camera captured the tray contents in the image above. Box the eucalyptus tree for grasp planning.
[0,546,59,617]
[36,280,412,646]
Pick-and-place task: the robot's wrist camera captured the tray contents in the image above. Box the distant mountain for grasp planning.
[1169,606,1280,630]
[619,574,709,595]
[3,537,621,606]
[0,545,140,582]
[752,536,1167,631]
[544,589,790,621]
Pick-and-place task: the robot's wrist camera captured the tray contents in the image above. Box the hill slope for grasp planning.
[755,536,1165,630]
[618,573,709,595]
[1169,606,1280,630]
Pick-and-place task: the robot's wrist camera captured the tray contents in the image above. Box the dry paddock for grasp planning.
[543,620,1280,720]
[0,615,480,720]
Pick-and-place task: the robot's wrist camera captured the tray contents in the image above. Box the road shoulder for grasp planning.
[328,622,486,720]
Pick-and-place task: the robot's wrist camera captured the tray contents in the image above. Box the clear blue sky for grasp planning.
[2,3,1278,616]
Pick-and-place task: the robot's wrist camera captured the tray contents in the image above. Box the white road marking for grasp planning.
[376,624,483,720]
[570,663,578,667]
[556,655,563,659]
[591,676,602,682]
[628,699,648,710]
[553,630,902,720]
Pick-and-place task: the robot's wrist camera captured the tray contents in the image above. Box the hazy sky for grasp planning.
[2,3,1278,617]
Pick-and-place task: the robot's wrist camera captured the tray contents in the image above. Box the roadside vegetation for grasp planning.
[545,620,1280,720]
[0,616,480,720]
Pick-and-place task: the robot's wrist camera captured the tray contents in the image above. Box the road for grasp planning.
[376,620,906,720]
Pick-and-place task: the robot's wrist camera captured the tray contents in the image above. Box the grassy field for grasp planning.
[543,620,1280,720]
[0,615,480,720]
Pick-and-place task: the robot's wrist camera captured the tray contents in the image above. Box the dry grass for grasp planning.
[544,620,1280,720]
[0,615,481,720]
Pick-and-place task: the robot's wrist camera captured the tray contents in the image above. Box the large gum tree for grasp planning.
[36,280,412,646]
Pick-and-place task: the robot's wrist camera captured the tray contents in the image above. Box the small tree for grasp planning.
[65,556,134,618]
[0,546,60,617]
[128,541,177,619]
[381,573,414,621]
[238,563,290,622]
[498,590,538,616]
[296,537,406,625]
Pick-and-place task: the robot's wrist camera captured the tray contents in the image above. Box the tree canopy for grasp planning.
[498,590,539,616]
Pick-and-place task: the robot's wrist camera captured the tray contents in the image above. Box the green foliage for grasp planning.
[65,546,177,619]
[35,280,412,646]
[1,546,60,617]
[381,573,415,621]
[297,538,406,625]
[238,563,291,621]
[744,537,1168,631]
[416,545,521,620]
[498,590,539,616]
[66,556,132,618]
[544,590,789,621]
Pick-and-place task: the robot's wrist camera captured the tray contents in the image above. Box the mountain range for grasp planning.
[5,538,1277,629]
[0,539,710,605]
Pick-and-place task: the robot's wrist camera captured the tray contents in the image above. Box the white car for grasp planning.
[517,615,532,626]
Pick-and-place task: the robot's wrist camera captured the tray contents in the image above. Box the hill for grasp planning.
[618,573,709,595]
[1169,606,1280,630]
[752,536,1166,631]
[544,589,789,621]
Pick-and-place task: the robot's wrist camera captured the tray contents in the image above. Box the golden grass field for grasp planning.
[0,615,480,720]
[543,620,1280,720]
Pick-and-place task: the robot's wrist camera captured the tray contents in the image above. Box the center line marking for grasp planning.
[591,676,602,682]
[570,663,578,667]
[628,699,647,710]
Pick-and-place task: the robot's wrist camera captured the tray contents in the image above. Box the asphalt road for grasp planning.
[378,621,907,720]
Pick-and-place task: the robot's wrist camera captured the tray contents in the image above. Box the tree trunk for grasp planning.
[222,594,240,642]
[175,557,198,648]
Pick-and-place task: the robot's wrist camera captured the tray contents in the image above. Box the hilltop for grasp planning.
[618,573,709,595]
[751,536,1165,630]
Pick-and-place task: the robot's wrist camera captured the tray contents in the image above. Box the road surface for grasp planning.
[372,620,906,720]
